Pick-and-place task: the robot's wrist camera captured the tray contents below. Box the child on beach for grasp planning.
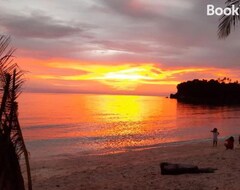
[210,128,219,147]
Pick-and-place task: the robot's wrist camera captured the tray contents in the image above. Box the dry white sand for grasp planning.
[24,140,240,190]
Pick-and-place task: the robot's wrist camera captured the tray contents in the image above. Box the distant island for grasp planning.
[170,78,240,105]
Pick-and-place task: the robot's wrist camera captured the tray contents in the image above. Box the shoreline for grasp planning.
[25,139,240,190]
[25,135,238,160]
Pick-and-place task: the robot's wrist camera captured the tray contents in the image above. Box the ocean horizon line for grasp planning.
[21,90,170,97]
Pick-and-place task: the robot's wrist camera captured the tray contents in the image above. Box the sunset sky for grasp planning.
[1,0,240,95]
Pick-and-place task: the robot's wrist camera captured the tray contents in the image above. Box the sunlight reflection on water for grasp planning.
[18,93,240,158]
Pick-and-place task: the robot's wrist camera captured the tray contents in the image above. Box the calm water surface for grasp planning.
[18,93,240,158]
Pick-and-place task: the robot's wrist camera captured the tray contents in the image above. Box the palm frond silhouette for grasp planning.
[0,35,32,190]
[218,0,240,38]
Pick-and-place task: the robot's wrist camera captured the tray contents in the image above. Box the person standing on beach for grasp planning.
[211,128,219,147]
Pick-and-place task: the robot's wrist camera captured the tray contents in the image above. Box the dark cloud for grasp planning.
[14,37,91,59]
[0,0,240,70]
[0,12,83,39]
[37,67,89,76]
[88,0,240,69]
[99,0,159,19]
[0,9,98,59]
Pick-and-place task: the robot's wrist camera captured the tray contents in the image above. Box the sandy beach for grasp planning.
[23,139,240,190]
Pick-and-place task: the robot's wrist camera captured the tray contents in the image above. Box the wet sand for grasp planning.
[25,140,240,190]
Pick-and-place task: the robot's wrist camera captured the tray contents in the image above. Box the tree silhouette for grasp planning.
[170,78,240,105]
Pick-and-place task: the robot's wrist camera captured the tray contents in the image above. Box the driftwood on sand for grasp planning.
[0,36,32,190]
[160,162,217,175]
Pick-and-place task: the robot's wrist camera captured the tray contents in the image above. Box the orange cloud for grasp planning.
[18,58,240,95]
[30,61,208,91]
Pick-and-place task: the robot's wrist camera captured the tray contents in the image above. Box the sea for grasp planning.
[18,93,240,158]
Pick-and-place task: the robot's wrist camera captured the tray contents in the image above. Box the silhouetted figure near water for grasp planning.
[224,136,234,150]
[211,128,219,147]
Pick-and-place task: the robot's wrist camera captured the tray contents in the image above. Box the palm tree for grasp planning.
[0,36,32,190]
[218,0,240,38]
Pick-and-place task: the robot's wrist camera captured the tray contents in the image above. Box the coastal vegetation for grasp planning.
[0,36,32,190]
[170,78,240,105]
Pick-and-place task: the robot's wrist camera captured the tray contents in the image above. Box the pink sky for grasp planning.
[1,0,240,95]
